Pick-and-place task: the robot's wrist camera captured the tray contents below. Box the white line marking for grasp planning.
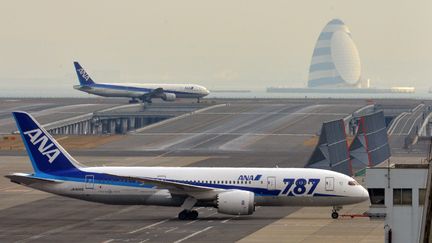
[388,112,407,135]
[221,215,239,224]
[128,219,169,234]
[133,132,314,136]
[407,112,424,135]
[185,219,198,225]
[173,226,213,243]
[15,206,140,242]
[138,239,149,243]
[165,227,178,233]
[101,239,114,243]
[186,211,218,225]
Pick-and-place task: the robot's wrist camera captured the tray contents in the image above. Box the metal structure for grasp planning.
[306,119,351,175]
[349,111,391,173]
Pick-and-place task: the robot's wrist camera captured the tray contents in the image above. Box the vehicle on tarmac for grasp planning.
[6,111,369,220]
[73,62,210,103]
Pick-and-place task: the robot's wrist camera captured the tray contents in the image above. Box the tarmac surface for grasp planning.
[0,97,428,242]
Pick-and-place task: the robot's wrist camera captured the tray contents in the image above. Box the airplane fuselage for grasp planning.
[15,167,368,207]
[74,83,209,99]
[9,111,369,219]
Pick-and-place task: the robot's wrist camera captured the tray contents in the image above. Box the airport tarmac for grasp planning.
[0,97,428,242]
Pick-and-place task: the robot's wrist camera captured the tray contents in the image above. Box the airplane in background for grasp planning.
[6,112,369,220]
[73,62,210,103]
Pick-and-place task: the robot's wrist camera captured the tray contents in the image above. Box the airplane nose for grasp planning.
[360,186,369,201]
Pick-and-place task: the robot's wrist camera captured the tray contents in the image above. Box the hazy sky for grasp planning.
[1,0,431,96]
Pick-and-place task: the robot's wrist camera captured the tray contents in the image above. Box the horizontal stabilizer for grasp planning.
[5,173,63,186]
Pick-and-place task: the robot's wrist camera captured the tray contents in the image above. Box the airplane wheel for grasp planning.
[331,212,339,219]
[178,210,188,220]
[188,210,198,220]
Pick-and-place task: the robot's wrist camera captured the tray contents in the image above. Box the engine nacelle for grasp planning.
[161,92,176,101]
[217,190,255,215]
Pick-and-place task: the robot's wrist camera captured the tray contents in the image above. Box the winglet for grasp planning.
[74,62,95,85]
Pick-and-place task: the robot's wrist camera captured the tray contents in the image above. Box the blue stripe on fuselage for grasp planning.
[33,172,344,198]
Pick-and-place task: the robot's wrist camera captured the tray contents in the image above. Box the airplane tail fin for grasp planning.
[74,62,95,86]
[12,111,83,175]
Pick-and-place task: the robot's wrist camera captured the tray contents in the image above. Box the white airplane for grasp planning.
[6,112,369,220]
[73,62,210,103]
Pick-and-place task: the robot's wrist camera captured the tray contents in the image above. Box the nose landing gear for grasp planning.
[331,206,342,219]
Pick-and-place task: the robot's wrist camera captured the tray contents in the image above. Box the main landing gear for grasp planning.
[129,98,139,104]
[178,209,199,220]
[331,206,342,219]
[178,196,198,220]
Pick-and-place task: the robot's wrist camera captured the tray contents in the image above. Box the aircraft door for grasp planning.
[267,176,276,190]
[85,175,95,189]
[325,177,334,191]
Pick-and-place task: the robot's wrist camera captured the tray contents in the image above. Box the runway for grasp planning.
[0,97,425,242]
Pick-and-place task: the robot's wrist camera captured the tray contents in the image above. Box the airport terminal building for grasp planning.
[308,19,366,88]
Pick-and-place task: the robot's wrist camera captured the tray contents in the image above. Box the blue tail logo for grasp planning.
[23,129,60,163]
[13,111,81,175]
[74,61,95,85]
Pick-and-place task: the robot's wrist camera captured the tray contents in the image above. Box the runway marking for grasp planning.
[165,227,178,233]
[0,185,22,191]
[128,219,169,234]
[101,239,114,243]
[134,132,314,136]
[138,239,149,243]
[15,206,140,242]
[173,226,213,243]
[185,219,199,225]
[203,112,348,115]
[15,221,86,243]
[221,215,239,224]
[4,189,31,192]
[185,211,218,225]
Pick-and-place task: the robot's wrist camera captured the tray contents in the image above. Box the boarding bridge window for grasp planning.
[393,188,412,205]
[419,188,427,205]
[368,188,385,205]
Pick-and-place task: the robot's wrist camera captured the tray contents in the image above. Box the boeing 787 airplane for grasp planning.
[73,62,210,103]
[6,112,369,220]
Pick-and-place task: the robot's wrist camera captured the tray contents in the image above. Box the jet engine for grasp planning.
[161,92,176,101]
[216,190,255,215]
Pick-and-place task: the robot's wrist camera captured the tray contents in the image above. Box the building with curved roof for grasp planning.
[308,19,363,88]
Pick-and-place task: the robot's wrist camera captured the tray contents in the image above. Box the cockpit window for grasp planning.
[348,180,359,186]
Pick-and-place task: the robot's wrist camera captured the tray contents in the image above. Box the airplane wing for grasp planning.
[139,87,166,102]
[106,173,223,199]
[142,87,163,98]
